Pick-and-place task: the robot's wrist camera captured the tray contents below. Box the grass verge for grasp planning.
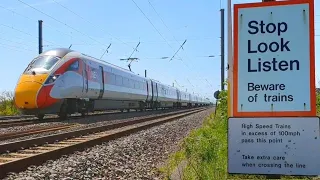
[0,91,19,116]
[159,90,320,180]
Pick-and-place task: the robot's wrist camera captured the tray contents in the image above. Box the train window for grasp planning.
[67,61,79,71]
[116,75,122,86]
[24,55,60,73]
[134,81,139,89]
[123,77,129,87]
[109,73,116,85]
[129,79,134,89]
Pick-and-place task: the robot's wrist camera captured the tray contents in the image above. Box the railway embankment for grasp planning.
[161,90,320,180]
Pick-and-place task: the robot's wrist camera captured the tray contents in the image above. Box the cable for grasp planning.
[0,4,65,46]
[146,1,215,92]
[148,0,180,44]
[0,3,112,48]
[0,41,33,52]
[68,37,216,46]
[17,0,110,49]
[0,23,59,46]
[52,0,134,50]
[131,0,175,51]
[0,23,33,37]
[0,36,36,48]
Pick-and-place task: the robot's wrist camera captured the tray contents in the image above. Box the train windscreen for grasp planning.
[24,56,60,74]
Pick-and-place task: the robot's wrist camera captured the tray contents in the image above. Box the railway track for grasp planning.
[0,110,121,128]
[0,107,206,179]
[0,108,188,128]
[0,115,34,121]
[0,124,78,141]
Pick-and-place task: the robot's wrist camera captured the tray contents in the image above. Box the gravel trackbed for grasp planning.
[4,108,215,180]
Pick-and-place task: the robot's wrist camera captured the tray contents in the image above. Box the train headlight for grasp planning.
[45,75,60,84]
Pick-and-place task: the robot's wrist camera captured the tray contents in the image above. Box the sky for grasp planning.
[0,0,319,103]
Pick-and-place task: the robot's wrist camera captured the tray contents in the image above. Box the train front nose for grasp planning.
[14,74,48,109]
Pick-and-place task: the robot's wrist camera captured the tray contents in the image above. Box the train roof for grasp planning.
[40,48,74,58]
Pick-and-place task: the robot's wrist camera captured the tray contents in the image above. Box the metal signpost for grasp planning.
[227,0,320,177]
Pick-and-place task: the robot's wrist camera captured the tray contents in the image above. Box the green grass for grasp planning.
[0,91,19,116]
[160,90,320,180]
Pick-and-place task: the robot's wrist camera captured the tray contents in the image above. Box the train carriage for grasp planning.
[14,48,210,119]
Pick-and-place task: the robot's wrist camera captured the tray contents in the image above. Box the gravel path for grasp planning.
[0,108,193,145]
[3,107,214,180]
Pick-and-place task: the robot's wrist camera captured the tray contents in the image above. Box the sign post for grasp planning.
[228,0,320,177]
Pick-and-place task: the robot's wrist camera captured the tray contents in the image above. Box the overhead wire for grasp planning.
[147,0,215,94]
[0,4,79,47]
[17,0,111,49]
[0,22,59,46]
[147,0,180,43]
[67,37,216,46]
[131,0,208,94]
[131,0,183,57]
[0,30,38,46]
[136,1,220,98]
[52,0,135,50]
[0,41,33,52]
[0,36,36,48]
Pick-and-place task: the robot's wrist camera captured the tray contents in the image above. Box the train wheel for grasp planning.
[36,114,44,120]
[59,101,68,120]
[81,111,86,117]
[58,112,68,120]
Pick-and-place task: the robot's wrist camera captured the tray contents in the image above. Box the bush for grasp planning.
[160,89,320,180]
[0,91,19,116]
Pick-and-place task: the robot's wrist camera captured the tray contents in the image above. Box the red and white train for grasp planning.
[14,48,211,119]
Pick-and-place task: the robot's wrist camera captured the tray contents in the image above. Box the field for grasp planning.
[160,88,320,180]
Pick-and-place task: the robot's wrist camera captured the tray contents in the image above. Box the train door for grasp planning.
[82,60,89,94]
[176,89,179,102]
[155,83,158,101]
[151,81,154,102]
[98,66,104,99]
[146,81,149,101]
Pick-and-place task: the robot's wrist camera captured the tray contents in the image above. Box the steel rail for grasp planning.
[0,124,78,141]
[0,107,206,179]
[0,107,192,128]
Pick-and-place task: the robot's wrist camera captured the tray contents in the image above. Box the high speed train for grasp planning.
[14,48,211,120]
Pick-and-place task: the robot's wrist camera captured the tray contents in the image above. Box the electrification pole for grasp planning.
[38,20,43,54]
[220,9,225,91]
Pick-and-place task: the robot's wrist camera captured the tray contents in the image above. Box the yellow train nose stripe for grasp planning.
[14,74,48,109]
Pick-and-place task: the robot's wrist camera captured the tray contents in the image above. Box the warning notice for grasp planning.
[234,1,315,115]
[228,117,320,175]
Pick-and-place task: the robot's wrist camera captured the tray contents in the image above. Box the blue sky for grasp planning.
[0,0,319,102]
